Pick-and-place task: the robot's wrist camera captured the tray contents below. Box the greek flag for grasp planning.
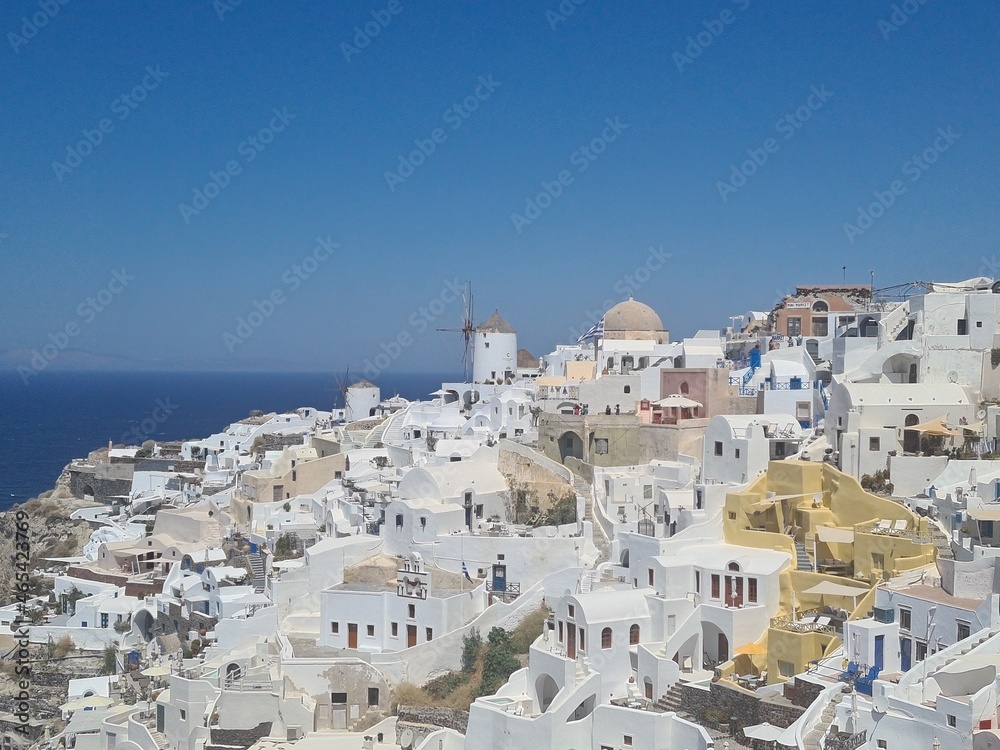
[461,561,473,583]
[577,317,604,343]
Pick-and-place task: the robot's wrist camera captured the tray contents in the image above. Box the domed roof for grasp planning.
[604,297,663,333]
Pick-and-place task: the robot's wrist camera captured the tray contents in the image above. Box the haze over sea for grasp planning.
[0,370,451,510]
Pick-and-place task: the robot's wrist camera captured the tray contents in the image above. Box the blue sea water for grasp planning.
[0,370,451,510]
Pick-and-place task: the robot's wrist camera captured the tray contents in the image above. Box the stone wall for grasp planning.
[259,433,307,452]
[676,680,805,731]
[497,440,573,500]
[395,706,468,745]
[68,464,134,503]
[784,676,824,709]
[209,722,273,748]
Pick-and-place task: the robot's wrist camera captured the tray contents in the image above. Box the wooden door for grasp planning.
[348,623,358,649]
[407,624,417,648]
[567,622,576,659]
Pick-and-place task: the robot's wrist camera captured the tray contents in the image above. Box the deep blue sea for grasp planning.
[0,371,451,510]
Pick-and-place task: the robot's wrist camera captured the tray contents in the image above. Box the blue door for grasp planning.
[874,635,884,671]
[901,637,912,672]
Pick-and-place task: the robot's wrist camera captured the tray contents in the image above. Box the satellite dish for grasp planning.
[947,371,959,383]
[872,695,889,714]
[978,409,988,419]
[400,728,414,750]
[992,280,1000,294]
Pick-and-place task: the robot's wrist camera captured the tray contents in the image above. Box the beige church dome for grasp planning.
[604,297,664,333]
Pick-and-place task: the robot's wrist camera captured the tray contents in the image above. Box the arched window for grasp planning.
[812,300,829,312]
[629,624,640,645]
[602,627,613,649]
[727,562,740,572]
[679,382,689,395]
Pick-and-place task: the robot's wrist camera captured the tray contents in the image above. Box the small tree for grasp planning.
[461,628,482,673]
[479,627,520,696]
[100,645,118,675]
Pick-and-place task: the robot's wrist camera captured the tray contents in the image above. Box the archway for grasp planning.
[83,484,95,501]
[558,431,583,463]
[134,610,154,641]
[535,673,559,713]
[225,663,243,685]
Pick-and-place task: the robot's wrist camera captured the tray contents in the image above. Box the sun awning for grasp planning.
[743,723,785,742]
[967,507,1000,521]
[654,395,703,409]
[801,581,869,598]
[910,416,963,437]
[815,526,855,544]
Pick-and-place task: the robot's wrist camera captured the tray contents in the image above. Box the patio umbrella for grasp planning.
[62,695,114,712]
[654,395,703,409]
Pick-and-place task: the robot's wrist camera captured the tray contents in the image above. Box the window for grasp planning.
[957,319,968,335]
[594,438,609,454]
[180,709,186,721]
[602,627,613,649]
[915,641,927,661]
[426,627,433,641]
[877,741,888,750]
[899,608,911,631]
[957,621,971,641]
[624,736,633,746]
[695,570,700,592]
[101,613,109,628]
[630,624,640,645]
[643,485,652,500]
[579,627,585,651]
[735,448,741,459]
[484,341,489,348]
[778,660,796,677]
[367,624,375,637]
[711,574,720,599]
[714,441,723,456]
[475,504,484,518]
[568,604,575,618]
[648,569,654,586]
[748,577,758,603]
[391,622,398,637]
[395,514,403,529]
[787,316,802,337]
[420,516,427,529]
[413,429,421,438]
[331,692,347,704]
[368,687,380,706]
[728,511,737,520]
[408,604,415,618]
[869,437,881,451]
[558,621,563,642]
[977,321,984,328]
[948,715,957,728]
[331,622,339,634]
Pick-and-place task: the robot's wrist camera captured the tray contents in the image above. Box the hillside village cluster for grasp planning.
[10,278,1000,750]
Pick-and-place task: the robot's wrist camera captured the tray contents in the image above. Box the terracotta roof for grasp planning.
[477,310,516,334]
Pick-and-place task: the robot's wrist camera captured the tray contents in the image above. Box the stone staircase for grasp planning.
[148,728,169,750]
[573,475,610,561]
[248,553,266,593]
[930,520,954,560]
[795,542,813,571]
[655,683,686,714]
[803,695,839,750]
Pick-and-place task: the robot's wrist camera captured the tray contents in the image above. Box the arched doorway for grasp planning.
[558,431,583,463]
[904,414,920,453]
[225,663,243,685]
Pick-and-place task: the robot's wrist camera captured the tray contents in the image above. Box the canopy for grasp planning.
[910,416,963,437]
[815,526,855,544]
[654,395,703,409]
[734,642,767,656]
[967,507,1000,522]
[62,695,114,711]
[142,665,171,677]
[802,581,869,599]
[743,723,785,742]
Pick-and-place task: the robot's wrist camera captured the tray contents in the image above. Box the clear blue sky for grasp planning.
[2,1,998,373]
